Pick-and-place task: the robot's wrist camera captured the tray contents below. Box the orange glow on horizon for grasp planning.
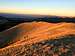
[0,8,75,17]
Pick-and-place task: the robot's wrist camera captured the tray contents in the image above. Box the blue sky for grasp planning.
[0,0,74,9]
[0,0,75,16]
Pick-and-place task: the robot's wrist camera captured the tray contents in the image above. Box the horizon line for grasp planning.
[0,9,75,17]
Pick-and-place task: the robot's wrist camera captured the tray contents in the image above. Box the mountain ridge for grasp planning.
[0,22,75,48]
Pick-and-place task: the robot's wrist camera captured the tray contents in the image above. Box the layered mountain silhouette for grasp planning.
[0,13,75,22]
[0,22,75,56]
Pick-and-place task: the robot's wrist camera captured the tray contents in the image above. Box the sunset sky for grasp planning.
[0,0,75,16]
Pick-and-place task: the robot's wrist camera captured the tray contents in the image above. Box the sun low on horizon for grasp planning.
[0,0,75,17]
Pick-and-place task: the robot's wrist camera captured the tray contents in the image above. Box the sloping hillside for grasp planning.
[0,22,75,56]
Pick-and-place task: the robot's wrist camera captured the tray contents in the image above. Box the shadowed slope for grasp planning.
[0,22,58,48]
[0,22,75,56]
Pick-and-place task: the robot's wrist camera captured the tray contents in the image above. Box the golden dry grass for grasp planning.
[0,22,75,56]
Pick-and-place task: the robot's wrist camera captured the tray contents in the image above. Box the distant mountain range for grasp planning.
[0,13,75,22]
[0,13,47,20]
